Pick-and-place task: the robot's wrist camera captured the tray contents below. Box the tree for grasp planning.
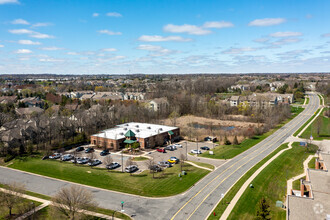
[51,185,96,220]
[103,155,113,171]
[126,157,137,176]
[87,152,97,167]
[233,135,239,145]
[255,197,271,220]
[0,182,25,217]
[224,135,231,145]
[72,150,81,165]
[179,153,185,172]
[145,158,156,178]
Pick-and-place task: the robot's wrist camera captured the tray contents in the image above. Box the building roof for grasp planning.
[124,139,136,144]
[125,129,135,137]
[91,122,178,140]
[15,107,44,115]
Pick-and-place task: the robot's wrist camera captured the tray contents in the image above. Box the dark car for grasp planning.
[42,155,49,160]
[201,146,210,150]
[76,146,84,152]
[106,162,121,170]
[156,148,166,153]
[149,165,162,172]
[100,149,109,156]
[85,147,94,153]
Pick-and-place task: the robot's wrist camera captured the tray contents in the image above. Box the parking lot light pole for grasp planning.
[196,140,199,157]
[121,150,123,173]
[185,141,188,160]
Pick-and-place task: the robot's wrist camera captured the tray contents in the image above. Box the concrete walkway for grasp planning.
[185,161,214,171]
[220,142,294,220]
[286,154,315,196]
[0,188,121,220]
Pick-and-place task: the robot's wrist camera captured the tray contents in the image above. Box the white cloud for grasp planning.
[40,47,63,51]
[98,30,122,35]
[272,38,301,45]
[254,38,269,43]
[270,31,303,37]
[11,19,29,25]
[31,22,52,28]
[9,29,54,38]
[106,12,122,17]
[18,39,41,45]
[137,44,176,56]
[9,29,34,34]
[248,18,286,27]
[163,24,211,35]
[15,49,32,54]
[203,21,234,29]
[92,13,99,17]
[102,48,117,52]
[0,45,4,48]
[67,52,78,55]
[138,35,192,42]
[39,58,64,62]
[0,0,19,4]
[222,47,257,54]
[321,33,330,38]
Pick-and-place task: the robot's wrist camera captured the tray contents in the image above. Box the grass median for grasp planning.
[6,157,209,197]
[202,106,304,160]
[300,108,329,140]
[293,107,322,137]
[227,142,318,220]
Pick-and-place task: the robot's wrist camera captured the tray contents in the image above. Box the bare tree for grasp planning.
[145,158,156,178]
[103,155,113,171]
[126,157,137,176]
[0,182,25,217]
[72,150,81,165]
[179,153,185,172]
[51,185,96,220]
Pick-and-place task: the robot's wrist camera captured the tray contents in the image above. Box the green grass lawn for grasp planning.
[305,97,309,105]
[207,143,288,220]
[7,157,209,197]
[301,108,330,140]
[292,176,305,191]
[227,143,318,220]
[131,156,149,161]
[188,161,214,170]
[308,157,316,169]
[202,106,304,160]
[293,107,322,137]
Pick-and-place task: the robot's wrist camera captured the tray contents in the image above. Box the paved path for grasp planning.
[186,161,214,171]
[0,93,320,220]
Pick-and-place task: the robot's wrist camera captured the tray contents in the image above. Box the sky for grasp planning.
[0,0,330,74]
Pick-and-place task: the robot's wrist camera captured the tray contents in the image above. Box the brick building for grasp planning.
[90,122,180,150]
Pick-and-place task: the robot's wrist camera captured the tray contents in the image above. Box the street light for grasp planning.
[185,141,188,160]
[121,150,124,173]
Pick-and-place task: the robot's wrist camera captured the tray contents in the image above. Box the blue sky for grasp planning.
[0,0,329,74]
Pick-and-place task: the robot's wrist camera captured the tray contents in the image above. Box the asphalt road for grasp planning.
[0,93,319,220]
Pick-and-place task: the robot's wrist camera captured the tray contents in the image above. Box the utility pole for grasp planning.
[186,141,188,160]
[121,150,123,172]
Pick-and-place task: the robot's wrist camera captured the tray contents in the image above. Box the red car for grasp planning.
[156,148,166,153]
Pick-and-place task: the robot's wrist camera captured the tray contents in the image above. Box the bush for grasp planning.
[4,154,15,162]
[224,136,231,145]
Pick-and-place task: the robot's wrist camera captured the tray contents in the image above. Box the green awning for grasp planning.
[124,139,136,144]
[168,130,174,135]
[125,130,136,137]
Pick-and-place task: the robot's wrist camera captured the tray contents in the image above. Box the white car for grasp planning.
[173,144,182,148]
[49,153,62,159]
[61,154,73,161]
[190,149,202,154]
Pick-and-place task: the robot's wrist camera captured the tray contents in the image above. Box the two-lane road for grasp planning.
[0,93,320,220]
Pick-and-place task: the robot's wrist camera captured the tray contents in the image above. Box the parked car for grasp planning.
[61,154,73,161]
[165,145,175,151]
[100,149,109,156]
[156,148,166,153]
[168,157,179,164]
[158,161,172,168]
[49,153,61,159]
[85,147,94,153]
[71,157,81,163]
[190,149,202,154]
[76,146,84,152]
[201,146,210,151]
[125,165,138,173]
[106,162,121,170]
[88,159,102,166]
[149,165,162,172]
[42,155,49,160]
[173,144,182,148]
[77,157,89,164]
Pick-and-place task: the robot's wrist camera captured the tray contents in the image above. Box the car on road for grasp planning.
[149,165,162,172]
[165,145,174,151]
[61,154,73,161]
[77,157,89,164]
[100,149,110,156]
[125,165,138,173]
[88,159,102,166]
[49,153,61,159]
[173,144,182,148]
[76,146,84,152]
[106,162,121,170]
[168,156,179,164]
[158,161,172,168]
[190,149,202,154]
[156,148,166,153]
[85,147,94,153]
[200,146,210,150]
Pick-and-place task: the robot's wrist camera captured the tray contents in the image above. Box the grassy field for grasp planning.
[207,143,288,220]
[7,157,209,197]
[188,161,214,170]
[293,107,322,137]
[0,197,42,220]
[308,157,316,169]
[227,143,318,220]
[131,156,149,161]
[292,176,305,191]
[305,97,309,105]
[202,106,304,160]
[301,108,329,140]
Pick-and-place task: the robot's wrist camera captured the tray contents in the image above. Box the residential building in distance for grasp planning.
[228,93,279,107]
[90,122,180,150]
[148,97,169,112]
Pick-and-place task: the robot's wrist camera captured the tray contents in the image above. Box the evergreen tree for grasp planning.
[233,135,239,145]
[255,197,271,220]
